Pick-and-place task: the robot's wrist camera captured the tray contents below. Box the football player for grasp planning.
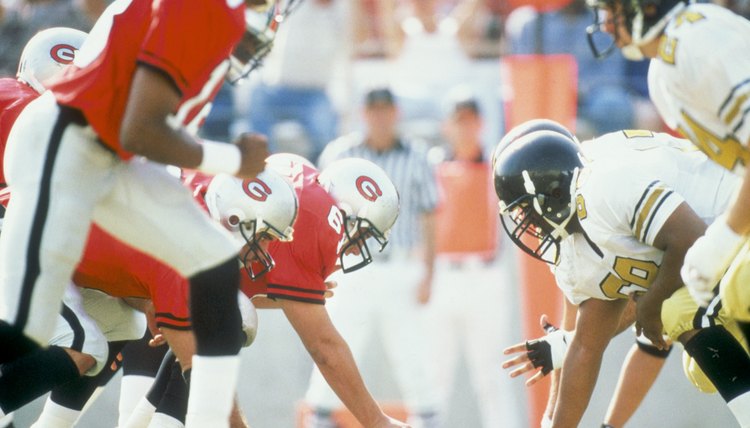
[498,120,673,428]
[585,0,750,338]
[118,155,406,428]
[494,125,750,427]
[0,1,292,426]
[0,27,135,428]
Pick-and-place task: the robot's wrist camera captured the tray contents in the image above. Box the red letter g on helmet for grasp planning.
[243,178,273,201]
[356,176,382,202]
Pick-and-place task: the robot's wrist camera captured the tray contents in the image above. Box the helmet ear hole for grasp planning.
[228,214,241,226]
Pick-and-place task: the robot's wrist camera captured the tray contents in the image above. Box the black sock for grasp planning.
[122,331,170,378]
[146,351,177,407]
[0,346,78,412]
[155,359,189,424]
[684,325,750,402]
[0,321,40,364]
[190,257,242,356]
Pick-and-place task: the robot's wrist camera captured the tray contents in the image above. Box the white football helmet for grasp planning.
[17,27,87,94]
[265,152,316,178]
[317,158,400,273]
[205,170,298,279]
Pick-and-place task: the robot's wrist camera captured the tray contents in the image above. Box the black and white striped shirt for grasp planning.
[318,132,439,252]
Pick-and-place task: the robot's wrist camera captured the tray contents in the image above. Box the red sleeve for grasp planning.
[137,0,243,94]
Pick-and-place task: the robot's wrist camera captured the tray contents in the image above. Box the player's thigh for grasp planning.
[92,160,238,277]
[662,287,712,342]
[720,242,750,322]
[79,288,146,343]
[662,287,742,342]
[49,284,110,376]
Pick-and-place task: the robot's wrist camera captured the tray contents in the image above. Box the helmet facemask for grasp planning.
[226,0,304,84]
[498,168,579,265]
[338,216,389,274]
[235,215,294,280]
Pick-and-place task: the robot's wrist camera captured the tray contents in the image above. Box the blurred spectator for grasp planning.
[234,0,354,161]
[427,89,521,428]
[304,87,441,428]
[370,0,487,136]
[0,0,101,77]
[505,0,657,138]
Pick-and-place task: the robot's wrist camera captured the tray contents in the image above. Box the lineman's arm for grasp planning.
[636,202,706,348]
[551,298,627,428]
[280,299,406,428]
[543,297,578,424]
[120,65,267,178]
[502,296,637,383]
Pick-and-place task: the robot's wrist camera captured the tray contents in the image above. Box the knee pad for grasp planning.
[189,257,242,356]
[237,291,258,347]
[682,349,717,394]
[684,325,750,402]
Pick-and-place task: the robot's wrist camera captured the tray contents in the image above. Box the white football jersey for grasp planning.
[553,130,740,304]
[648,3,750,175]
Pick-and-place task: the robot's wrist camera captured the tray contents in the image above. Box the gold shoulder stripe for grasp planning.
[724,92,750,126]
[634,187,665,240]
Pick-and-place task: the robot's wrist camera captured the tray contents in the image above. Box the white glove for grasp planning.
[238,291,258,347]
[681,216,746,307]
[525,325,573,374]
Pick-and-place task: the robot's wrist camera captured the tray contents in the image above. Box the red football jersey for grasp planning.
[0,78,38,186]
[0,164,343,327]
[47,0,244,159]
[73,226,192,329]
[240,165,343,305]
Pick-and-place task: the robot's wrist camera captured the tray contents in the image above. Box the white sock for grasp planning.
[31,398,80,428]
[728,392,750,428]
[147,413,185,428]
[0,413,13,428]
[119,375,156,427]
[185,355,241,428]
[121,397,157,428]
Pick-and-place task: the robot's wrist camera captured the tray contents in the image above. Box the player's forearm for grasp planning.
[552,343,603,428]
[726,168,750,235]
[311,338,387,427]
[546,300,578,420]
